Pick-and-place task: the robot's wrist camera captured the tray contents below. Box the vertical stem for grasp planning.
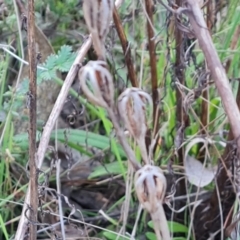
[113,7,138,88]
[175,0,187,193]
[27,0,38,239]
[206,0,214,32]
[151,205,171,240]
[198,1,214,162]
[145,0,160,137]
[175,0,184,161]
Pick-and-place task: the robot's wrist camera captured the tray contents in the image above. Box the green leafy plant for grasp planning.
[16,45,76,96]
[146,220,189,240]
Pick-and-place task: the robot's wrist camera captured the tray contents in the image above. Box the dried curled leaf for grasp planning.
[184,138,217,187]
[79,60,114,108]
[185,155,217,187]
[83,0,114,59]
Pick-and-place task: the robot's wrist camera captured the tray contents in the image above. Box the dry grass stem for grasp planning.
[27,0,38,238]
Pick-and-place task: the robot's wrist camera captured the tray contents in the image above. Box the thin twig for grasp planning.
[56,159,65,239]
[27,0,38,238]
[113,7,138,87]
[120,162,133,234]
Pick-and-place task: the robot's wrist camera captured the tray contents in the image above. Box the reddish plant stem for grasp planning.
[113,7,138,87]
[27,0,38,239]
[225,25,240,73]
[198,1,214,162]
[206,0,214,31]
[175,0,186,164]
[174,0,187,196]
[145,0,160,137]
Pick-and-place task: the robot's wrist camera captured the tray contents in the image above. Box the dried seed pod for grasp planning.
[83,0,114,59]
[118,88,152,164]
[79,60,114,108]
[134,164,166,212]
[134,165,170,240]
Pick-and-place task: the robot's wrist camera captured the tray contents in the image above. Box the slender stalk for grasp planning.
[198,1,214,162]
[113,7,138,87]
[175,0,187,194]
[175,0,185,137]
[27,0,38,239]
[107,108,141,171]
[145,0,160,137]
[56,159,65,239]
[151,206,171,240]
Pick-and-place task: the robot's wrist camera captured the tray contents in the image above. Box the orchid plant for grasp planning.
[79,1,171,239]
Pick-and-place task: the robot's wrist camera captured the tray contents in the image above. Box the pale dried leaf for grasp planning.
[185,155,217,187]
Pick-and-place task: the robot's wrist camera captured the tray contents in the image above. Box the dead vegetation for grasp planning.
[1,0,240,239]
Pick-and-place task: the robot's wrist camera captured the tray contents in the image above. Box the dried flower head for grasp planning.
[134,164,166,212]
[83,0,114,59]
[118,88,152,164]
[79,60,114,108]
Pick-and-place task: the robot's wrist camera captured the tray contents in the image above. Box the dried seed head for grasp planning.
[118,87,152,140]
[83,0,114,59]
[118,88,152,163]
[79,60,114,108]
[134,165,166,213]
